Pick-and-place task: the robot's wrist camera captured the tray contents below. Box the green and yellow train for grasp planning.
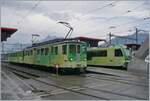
[87,45,131,69]
[7,39,87,73]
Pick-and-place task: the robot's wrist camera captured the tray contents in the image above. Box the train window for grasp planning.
[28,51,30,56]
[62,45,67,54]
[37,49,40,55]
[31,50,33,55]
[54,47,58,55]
[87,51,93,60]
[97,50,107,57]
[45,48,49,55]
[28,51,29,56]
[51,46,54,54]
[69,45,76,53]
[77,45,80,53]
[26,51,27,56]
[41,48,44,55]
[115,49,123,57]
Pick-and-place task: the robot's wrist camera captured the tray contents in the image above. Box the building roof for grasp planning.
[73,36,106,42]
[1,27,18,41]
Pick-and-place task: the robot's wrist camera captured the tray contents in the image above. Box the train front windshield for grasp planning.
[124,48,132,60]
[69,45,76,54]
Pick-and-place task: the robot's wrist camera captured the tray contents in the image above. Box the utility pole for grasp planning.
[135,27,138,44]
[1,42,4,54]
[108,32,112,45]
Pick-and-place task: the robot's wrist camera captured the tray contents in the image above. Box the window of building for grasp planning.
[115,49,123,57]
[62,45,67,54]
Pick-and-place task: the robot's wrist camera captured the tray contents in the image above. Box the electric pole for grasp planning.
[108,32,112,45]
[135,27,138,44]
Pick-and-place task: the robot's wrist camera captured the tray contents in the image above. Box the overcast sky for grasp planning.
[1,0,150,44]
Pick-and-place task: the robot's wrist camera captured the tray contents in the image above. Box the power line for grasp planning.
[106,2,145,21]
[76,1,147,33]
[17,0,41,26]
[82,1,119,17]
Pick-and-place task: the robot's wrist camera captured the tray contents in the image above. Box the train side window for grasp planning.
[28,51,29,56]
[115,49,123,57]
[26,51,27,56]
[37,49,40,55]
[62,45,67,54]
[87,51,93,60]
[99,50,107,57]
[95,50,107,57]
[45,48,49,55]
[77,45,80,53]
[51,46,54,54]
[41,48,44,55]
[31,50,33,55]
[55,46,58,55]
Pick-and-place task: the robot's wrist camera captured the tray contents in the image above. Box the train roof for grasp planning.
[87,45,126,51]
[26,38,85,49]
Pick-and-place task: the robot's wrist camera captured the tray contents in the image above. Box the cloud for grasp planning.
[1,0,149,45]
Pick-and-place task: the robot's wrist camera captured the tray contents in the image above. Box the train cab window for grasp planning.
[115,49,123,57]
[45,48,49,55]
[77,45,80,53]
[54,47,58,55]
[69,45,76,53]
[62,45,67,55]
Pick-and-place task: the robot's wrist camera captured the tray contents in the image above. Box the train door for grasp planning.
[113,48,124,66]
[76,44,80,61]
[33,48,36,64]
[106,48,114,66]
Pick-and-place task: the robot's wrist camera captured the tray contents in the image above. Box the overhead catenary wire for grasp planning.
[77,1,147,33]
[16,0,41,27]
[80,17,150,36]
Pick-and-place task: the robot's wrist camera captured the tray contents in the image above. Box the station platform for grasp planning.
[1,67,40,100]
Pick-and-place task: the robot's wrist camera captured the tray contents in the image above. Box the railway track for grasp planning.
[78,73,148,87]
[2,63,147,100]
[4,63,148,87]
[3,64,108,100]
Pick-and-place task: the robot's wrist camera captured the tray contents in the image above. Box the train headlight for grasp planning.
[70,58,73,61]
[84,58,87,61]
